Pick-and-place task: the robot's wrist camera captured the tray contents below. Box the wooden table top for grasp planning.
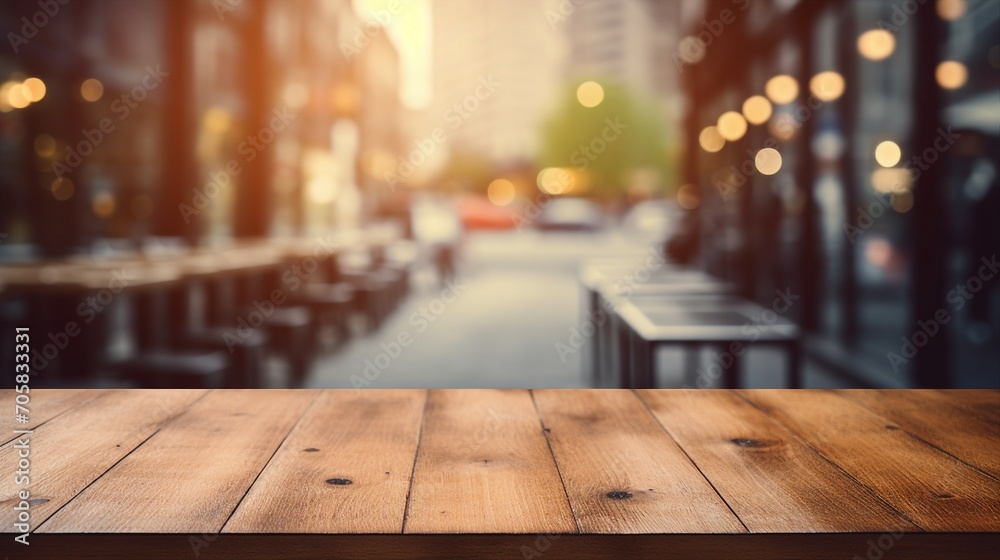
[0,241,314,293]
[2,389,998,559]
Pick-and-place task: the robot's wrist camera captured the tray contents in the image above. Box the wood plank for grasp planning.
[930,389,1000,425]
[224,389,426,533]
[38,389,318,533]
[638,390,918,532]
[532,389,745,533]
[0,389,206,531]
[741,390,1000,531]
[0,389,110,443]
[836,389,1000,479]
[403,389,577,534]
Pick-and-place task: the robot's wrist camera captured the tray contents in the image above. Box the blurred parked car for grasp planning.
[457,194,518,230]
[536,198,604,232]
[621,199,680,240]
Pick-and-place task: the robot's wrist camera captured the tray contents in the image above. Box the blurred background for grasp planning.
[0,0,997,389]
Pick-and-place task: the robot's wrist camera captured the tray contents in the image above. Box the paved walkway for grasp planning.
[306,231,844,389]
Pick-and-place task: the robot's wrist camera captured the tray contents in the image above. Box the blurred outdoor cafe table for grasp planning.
[580,259,795,389]
[615,296,801,389]
[0,228,411,386]
[2,388,997,559]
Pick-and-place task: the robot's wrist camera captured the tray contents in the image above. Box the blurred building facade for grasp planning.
[563,0,682,101]
[0,0,400,254]
[676,0,1000,387]
[427,0,565,164]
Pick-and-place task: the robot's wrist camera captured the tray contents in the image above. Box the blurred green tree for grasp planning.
[538,79,674,197]
[432,151,496,192]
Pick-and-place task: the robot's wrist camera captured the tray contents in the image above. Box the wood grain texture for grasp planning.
[224,389,426,533]
[0,389,206,531]
[0,389,110,444]
[533,389,745,533]
[929,389,1000,425]
[404,389,577,534]
[38,389,318,533]
[638,390,918,532]
[740,389,1000,531]
[4,388,998,550]
[836,389,1000,479]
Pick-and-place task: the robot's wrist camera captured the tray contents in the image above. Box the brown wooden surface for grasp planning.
[404,389,577,534]
[2,388,998,560]
[224,389,426,533]
[739,389,1000,532]
[835,389,1000,479]
[533,389,746,533]
[637,390,920,533]
[0,390,207,531]
[38,389,316,533]
[0,388,110,444]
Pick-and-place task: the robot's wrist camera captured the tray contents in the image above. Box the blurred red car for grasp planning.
[456,194,518,230]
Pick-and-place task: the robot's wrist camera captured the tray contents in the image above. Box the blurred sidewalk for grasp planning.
[305,230,848,389]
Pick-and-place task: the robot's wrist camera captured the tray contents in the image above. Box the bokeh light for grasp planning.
[809,71,845,102]
[677,36,706,64]
[891,191,914,212]
[80,78,104,102]
[755,148,782,175]
[576,81,604,108]
[872,168,913,193]
[936,0,967,20]
[50,177,74,201]
[537,167,570,194]
[935,61,967,89]
[857,29,895,60]
[23,77,46,102]
[875,141,902,167]
[331,83,360,114]
[698,126,726,153]
[92,192,116,217]
[866,238,893,267]
[5,82,31,109]
[764,75,799,105]
[677,184,700,210]
[34,134,57,158]
[716,111,748,141]
[741,95,772,125]
[487,178,516,206]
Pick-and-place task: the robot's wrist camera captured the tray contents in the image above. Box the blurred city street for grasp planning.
[306,228,843,389]
[307,230,637,388]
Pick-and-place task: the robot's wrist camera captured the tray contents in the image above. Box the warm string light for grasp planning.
[699,126,725,153]
[0,76,46,111]
[716,111,747,141]
[857,29,895,60]
[487,178,515,206]
[765,75,798,105]
[936,61,967,89]
[80,78,104,102]
[576,81,604,108]
[875,141,902,167]
[741,96,772,125]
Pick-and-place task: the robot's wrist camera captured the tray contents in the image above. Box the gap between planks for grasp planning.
[630,389,751,533]
[219,389,325,532]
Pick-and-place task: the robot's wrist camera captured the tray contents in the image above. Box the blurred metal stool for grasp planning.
[289,282,356,346]
[178,328,267,388]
